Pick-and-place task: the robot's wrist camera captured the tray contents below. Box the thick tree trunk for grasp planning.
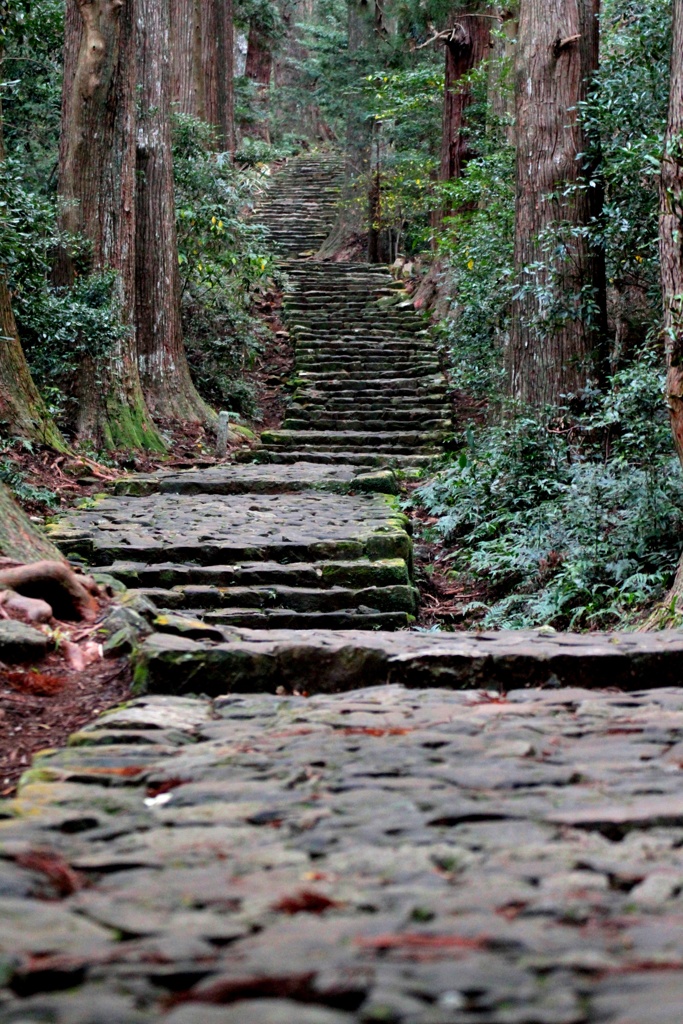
[57,0,163,450]
[487,10,517,143]
[135,0,214,425]
[0,482,63,563]
[203,0,236,153]
[0,280,66,449]
[244,21,272,143]
[169,0,205,118]
[440,15,492,184]
[0,48,65,450]
[506,0,606,408]
[661,0,683,467]
[659,0,683,609]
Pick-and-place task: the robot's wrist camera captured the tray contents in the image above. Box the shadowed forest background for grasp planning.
[3,0,683,633]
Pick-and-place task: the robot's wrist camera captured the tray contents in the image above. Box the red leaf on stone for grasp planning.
[169,972,316,1006]
[272,890,341,915]
[340,727,412,737]
[146,777,189,798]
[496,901,528,920]
[356,933,487,953]
[86,765,145,777]
[15,849,85,897]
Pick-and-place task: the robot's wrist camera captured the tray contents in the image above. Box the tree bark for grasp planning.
[661,0,683,467]
[506,0,606,408]
[0,482,63,563]
[57,0,163,450]
[169,0,205,118]
[0,46,66,450]
[440,14,492,184]
[487,10,517,144]
[135,0,214,425]
[203,0,236,153]
[244,20,273,143]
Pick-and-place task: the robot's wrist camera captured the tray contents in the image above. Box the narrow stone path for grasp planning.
[5,157,683,1022]
[48,157,448,636]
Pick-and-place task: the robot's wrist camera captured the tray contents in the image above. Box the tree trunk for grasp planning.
[440,14,492,184]
[135,0,214,426]
[506,0,606,408]
[57,0,163,450]
[661,0,683,467]
[0,482,63,563]
[169,0,205,119]
[316,0,378,258]
[202,0,236,153]
[0,46,66,451]
[244,21,272,143]
[487,10,517,144]
[658,0,683,611]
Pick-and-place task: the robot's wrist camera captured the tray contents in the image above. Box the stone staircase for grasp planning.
[37,156,683,693]
[255,157,343,257]
[250,157,450,468]
[254,262,450,468]
[50,158,450,635]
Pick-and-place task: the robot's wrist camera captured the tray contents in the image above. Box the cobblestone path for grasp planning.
[6,158,683,1021]
[5,685,683,1022]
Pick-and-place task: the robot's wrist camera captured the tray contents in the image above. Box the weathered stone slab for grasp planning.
[133,626,683,695]
[0,620,50,663]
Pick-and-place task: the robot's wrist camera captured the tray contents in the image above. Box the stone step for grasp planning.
[261,429,445,449]
[244,450,436,467]
[99,556,411,590]
[131,582,418,614]
[162,608,412,631]
[112,463,400,498]
[133,628,683,694]
[51,492,413,566]
[282,418,451,432]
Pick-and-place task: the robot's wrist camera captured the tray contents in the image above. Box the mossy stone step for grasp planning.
[133,628,683,695]
[283,418,450,432]
[112,464,399,497]
[261,429,445,447]
[97,557,411,590]
[131,582,418,614]
[158,608,412,632]
[51,492,412,566]
[244,449,436,467]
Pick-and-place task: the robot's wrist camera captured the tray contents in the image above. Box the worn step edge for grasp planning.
[132,628,683,696]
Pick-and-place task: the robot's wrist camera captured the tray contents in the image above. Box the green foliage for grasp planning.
[172,113,277,417]
[415,358,683,629]
[0,159,127,423]
[1,0,64,188]
[581,0,671,327]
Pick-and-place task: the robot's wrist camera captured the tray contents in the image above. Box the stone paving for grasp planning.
[4,684,683,1021]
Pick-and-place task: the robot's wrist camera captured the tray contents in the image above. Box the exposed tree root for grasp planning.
[0,560,100,622]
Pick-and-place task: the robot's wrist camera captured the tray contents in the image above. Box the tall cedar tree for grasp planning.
[506,0,606,408]
[203,0,236,153]
[439,12,492,184]
[0,44,65,449]
[136,0,214,424]
[170,0,235,151]
[244,21,273,143]
[170,0,204,118]
[317,0,376,258]
[57,0,163,449]
[661,0,683,465]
